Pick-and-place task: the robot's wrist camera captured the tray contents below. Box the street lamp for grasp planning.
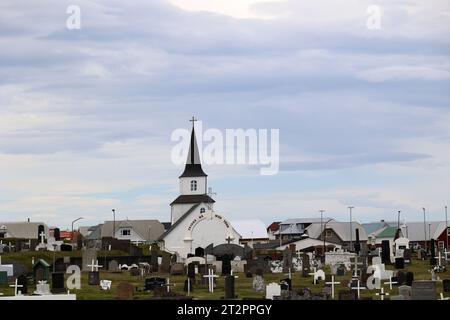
[422,208,427,251]
[71,217,83,243]
[348,206,354,252]
[397,210,401,230]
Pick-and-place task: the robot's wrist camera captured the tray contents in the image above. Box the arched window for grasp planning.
[200,208,205,213]
[190,180,197,191]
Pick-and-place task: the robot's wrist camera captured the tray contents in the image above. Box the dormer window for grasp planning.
[200,208,206,213]
[190,180,197,191]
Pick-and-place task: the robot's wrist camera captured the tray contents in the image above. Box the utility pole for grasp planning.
[112,209,116,239]
[348,206,354,252]
[319,210,325,255]
[423,207,427,251]
[446,206,449,250]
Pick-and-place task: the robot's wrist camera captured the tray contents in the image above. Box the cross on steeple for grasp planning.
[189,116,197,129]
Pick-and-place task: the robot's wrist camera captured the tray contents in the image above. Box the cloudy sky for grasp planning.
[0,0,449,229]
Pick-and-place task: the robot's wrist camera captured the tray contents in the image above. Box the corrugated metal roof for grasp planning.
[305,222,368,241]
[0,222,49,239]
[101,220,165,241]
[403,221,447,241]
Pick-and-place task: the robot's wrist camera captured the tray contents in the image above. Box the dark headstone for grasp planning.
[187,263,196,279]
[397,271,406,285]
[51,272,65,293]
[224,275,235,299]
[145,277,166,291]
[38,224,45,241]
[443,279,450,293]
[17,274,28,294]
[129,268,140,277]
[160,252,171,274]
[336,265,345,276]
[302,253,310,277]
[255,268,263,276]
[222,254,232,276]
[381,240,390,264]
[88,271,100,285]
[183,278,194,292]
[116,282,134,300]
[338,290,357,300]
[411,280,436,300]
[282,247,293,272]
[195,247,205,257]
[150,249,159,271]
[280,278,292,291]
[60,244,72,252]
[404,249,412,264]
[246,272,252,278]
[33,259,50,283]
[395,258,405,269]
[405,272,414,286]
[53,228,61,241]
[0,271,7,285]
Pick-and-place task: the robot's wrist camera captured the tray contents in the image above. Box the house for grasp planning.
[277,218,334,241]
[231,219,269,246]
[305,221,368,251]
[267,222,281,240]
[401,221,449,250]
[100,220,165,244]
[362,220,400,246]
[0,222,49,240]
[368,226,403,249]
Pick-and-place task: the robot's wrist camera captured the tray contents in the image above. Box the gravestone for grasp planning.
[0,271,7,285]
[338,290,357,300]
[38,225,45,241]
[60,244,72,252]
[354,228,361,254]
[253,275,265,293]
[336,265,345,276]
[430,239,437,266]
[405,272,414,286]
[265,283,281,300]
[224,275,235,299]
[82,248,97,271]
[282,247,292,272]
[195,247,205,257]
[88,271,100,285]
[395,258,405,269]
[171,262,185,275]
[404,249,412,264]
[150,248,159,272]
[411,281,436,300]
[116,282,134,300]
[222,255,232,276]
[33,259,50,283]
[53,228,61,241]
[443,279,450,293]
[381,240,390,264]
[397,271,406,285]
[145,277,166,291]
[129,268,140,277]
[108,260,119,271]
[17,275,28,294]
[398,285,412,300]
[160,252,171,274]
[280,278,292,291]
[187,263,196,279]
[51,272,65,293]
[302,253,310,277]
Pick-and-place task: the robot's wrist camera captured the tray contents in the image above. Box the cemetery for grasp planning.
[1,239,450,300]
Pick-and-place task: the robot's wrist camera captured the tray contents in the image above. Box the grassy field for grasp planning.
[1,251,449,300]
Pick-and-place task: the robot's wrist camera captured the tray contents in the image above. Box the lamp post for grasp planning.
[397,210,401,230]
[112,209,116,239]
[71,217,83,243]
[348,206,354,252]
[319,210,325,255]
[423,208,427,251]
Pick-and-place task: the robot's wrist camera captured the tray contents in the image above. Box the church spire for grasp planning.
[179,117,207,178]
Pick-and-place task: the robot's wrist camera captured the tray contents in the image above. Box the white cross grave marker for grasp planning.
[375,287,389,300]
[39,231,46,244]
[308,266,317,284]
[351,256,364,278]
[325,275,340,299]
[383,276,397,290]
[165,278,175,293]
[351,279,366,299]
[435,252,443,267]
[87,259,103,272]
[284,267,292,280]
[9,278,24,296]
[440,293,450,300]
[203,268,219,293]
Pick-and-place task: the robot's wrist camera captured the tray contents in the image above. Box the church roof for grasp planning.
[170,194,215,206]
[158,203,201,241]
[179,127,207,178]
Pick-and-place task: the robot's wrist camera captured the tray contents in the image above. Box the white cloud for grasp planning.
[358,65,450,82]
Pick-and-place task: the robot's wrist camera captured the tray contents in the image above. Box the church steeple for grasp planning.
[179,118,207,178]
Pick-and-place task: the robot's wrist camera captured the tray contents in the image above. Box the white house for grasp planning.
[100,220,165,244]
[158,122,241,257]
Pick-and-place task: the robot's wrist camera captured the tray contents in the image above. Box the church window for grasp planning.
[325,230,332,238]
[120,229,131,236]
[190,180,197,191]
[200,208,205,213]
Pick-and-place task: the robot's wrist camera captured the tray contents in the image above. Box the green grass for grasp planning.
[1,252,449,300]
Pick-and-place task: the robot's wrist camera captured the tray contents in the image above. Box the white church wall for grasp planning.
[171,203,195,224]
[164,207,241,258]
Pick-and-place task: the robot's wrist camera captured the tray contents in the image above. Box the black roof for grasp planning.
[179,127,207,178]
[170,194,215,206]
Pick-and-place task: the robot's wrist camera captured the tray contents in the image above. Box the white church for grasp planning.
[158,120,241,257]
